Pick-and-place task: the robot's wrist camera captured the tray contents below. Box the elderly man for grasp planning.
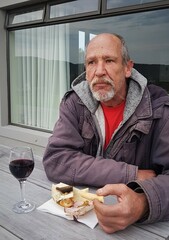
[43,33,169,233]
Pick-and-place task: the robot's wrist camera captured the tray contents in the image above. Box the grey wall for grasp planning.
[0,9,8,126]
[0,0,48,9]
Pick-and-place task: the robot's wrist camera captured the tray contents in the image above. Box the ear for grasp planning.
[125,60,134,78]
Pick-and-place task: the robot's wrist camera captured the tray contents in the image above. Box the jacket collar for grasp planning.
[71,68,148,117]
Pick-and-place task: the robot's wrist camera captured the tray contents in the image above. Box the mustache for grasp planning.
[90,77,114,87]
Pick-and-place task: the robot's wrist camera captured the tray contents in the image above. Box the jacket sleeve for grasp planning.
[43,94,137,187]
[128,107,169,223]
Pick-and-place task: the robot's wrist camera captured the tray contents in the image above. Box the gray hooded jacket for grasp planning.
[43,68,169,224]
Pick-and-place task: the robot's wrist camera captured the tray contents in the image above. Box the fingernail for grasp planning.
[97,188,103,195]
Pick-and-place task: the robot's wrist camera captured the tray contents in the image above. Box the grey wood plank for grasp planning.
[138,222,169,239]
[0,145,10,158]
[0,226,20,240]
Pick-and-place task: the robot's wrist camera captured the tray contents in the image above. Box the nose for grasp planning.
[95,61,106,77]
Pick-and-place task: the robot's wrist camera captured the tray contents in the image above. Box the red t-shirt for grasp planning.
[101,101,125,149]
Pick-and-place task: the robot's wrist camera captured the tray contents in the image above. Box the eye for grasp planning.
[88,60,94,65]
[106,59,114,63]
[86,60,95,67]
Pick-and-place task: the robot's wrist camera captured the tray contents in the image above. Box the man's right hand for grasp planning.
[137,169,156,181]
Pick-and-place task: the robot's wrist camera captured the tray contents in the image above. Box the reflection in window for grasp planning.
[90,33,97,40]
[107,0,162,9]
[50,0,99,18]
[9,9,43,25]
[78,31,85,71]
[72,8,169,90]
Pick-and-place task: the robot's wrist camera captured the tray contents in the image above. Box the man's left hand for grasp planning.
[93,184,149,234]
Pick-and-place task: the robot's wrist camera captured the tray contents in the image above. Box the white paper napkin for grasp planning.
[37,199,98,229]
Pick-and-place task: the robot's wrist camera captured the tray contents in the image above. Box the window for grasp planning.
[49,0,100,20]
[6,0,169,132]
[9,25,70,131]
[7,5,45,27]
[106,0,163,9]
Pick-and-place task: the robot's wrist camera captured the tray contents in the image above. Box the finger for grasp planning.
[96,183,128,197]
[93,199,121,218]
[97,219,117,234]
[95,206,128,233]
[98,215,129,233]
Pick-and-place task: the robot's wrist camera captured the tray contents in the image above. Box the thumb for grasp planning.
[96,184,127,197]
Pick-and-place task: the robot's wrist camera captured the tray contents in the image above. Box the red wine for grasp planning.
[9,159,34,180]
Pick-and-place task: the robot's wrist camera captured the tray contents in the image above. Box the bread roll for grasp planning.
[79,191,104,202]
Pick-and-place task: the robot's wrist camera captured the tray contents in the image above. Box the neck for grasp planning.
[101,98,125,107]
[101,89,127,107]
[101,82,127,107]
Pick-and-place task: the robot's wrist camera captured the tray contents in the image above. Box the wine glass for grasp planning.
[9,146,35,213]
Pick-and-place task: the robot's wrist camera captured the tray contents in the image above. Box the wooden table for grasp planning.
[0,145,169,240]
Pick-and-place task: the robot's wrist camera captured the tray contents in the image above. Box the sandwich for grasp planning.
[52,182,104,218]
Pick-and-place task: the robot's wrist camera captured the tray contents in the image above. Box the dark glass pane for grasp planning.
[50,0,99,18]
[107,0,163,9]
[69,8,169,91]
[9,8,43,25]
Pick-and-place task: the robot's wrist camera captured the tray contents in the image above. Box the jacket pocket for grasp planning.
[113,131,142,164]
[122,130,143,164]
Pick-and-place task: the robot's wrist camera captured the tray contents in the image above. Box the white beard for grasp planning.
[89,77,115,102]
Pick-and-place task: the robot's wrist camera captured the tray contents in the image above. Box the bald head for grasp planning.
[88,33,119,45]
[86,33,130,65]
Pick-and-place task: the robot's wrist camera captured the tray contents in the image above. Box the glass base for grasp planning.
[12,200,35,214]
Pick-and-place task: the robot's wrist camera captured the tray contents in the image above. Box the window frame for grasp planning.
[102,0,169,15]
[46,0,102,23]
[6,0,169,30]
[6,0,102,29]
[5,3,46,29]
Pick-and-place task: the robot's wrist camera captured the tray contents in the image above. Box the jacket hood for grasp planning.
[71,71,99,113]
[71,68,147,119]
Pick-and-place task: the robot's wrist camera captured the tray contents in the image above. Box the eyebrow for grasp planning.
[102,55,118,60]
[85,55,118,62]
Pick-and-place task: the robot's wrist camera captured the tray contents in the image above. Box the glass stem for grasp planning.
[19,180,27,204]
